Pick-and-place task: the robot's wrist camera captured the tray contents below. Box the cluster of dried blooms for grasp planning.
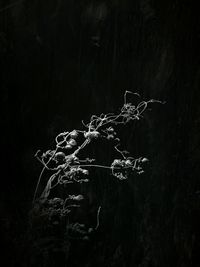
[31,91,161,240]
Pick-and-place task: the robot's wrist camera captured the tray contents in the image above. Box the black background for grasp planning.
[1,0,200,266]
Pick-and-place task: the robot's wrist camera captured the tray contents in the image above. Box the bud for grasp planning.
[141,158,149,163]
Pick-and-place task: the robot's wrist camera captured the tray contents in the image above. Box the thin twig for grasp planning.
[95,206,101,230]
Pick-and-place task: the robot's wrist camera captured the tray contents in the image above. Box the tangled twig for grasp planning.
[32,91,163,239]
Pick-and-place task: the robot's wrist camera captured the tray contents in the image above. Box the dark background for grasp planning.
[0,0,200,266]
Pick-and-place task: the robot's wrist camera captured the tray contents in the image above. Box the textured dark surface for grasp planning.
[0,1,200,266]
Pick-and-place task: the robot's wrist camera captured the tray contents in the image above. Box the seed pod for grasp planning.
[70,130,78,139]
[84,131,100,139]
[65,144,72,150]
[112,159,122,166]
[68,139,77,146]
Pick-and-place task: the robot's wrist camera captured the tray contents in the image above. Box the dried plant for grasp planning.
[31,91,162,240]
